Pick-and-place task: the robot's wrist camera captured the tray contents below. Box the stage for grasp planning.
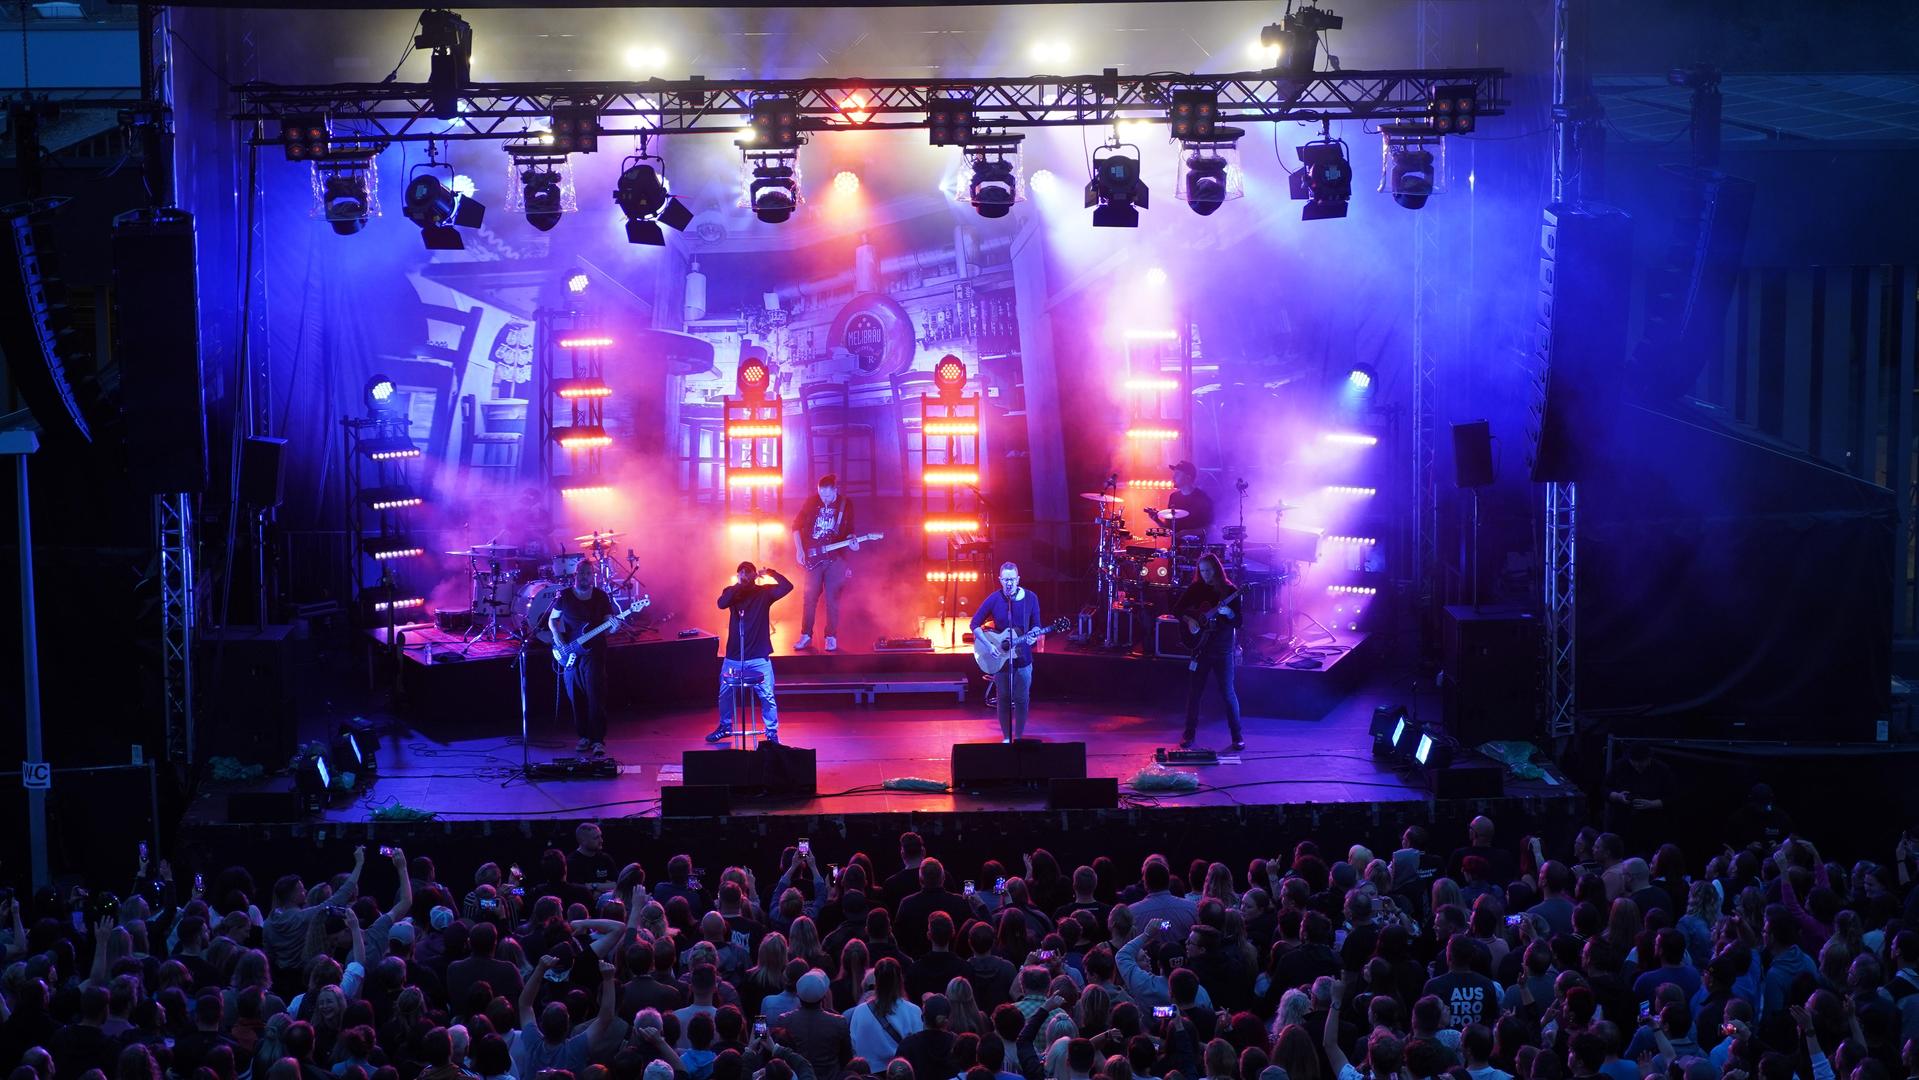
[174,661,1585,887]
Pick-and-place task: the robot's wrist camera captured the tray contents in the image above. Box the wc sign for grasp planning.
[21,761,50,790]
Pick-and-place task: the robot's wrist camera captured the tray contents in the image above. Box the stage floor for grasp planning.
[187,679,1574,823]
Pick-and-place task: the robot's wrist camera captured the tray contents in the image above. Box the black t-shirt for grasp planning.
[1173,578,1242,652]
[1167,485,1214,538]
[553,588,615,652]
[567,848,617,890]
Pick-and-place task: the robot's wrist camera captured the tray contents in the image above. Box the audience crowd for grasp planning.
[4,810,1919,1080]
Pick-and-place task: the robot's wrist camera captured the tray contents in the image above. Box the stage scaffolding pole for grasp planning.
[1411,0,1443,621]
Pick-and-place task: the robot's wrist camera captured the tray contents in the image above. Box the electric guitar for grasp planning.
[800,531,885,570]
[972,616,1072,675]
[1180,586,1243,670]
[553,595,650,671]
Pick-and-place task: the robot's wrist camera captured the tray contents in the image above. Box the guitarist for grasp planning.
[790,474,859,653]
[1175,553,1244,752]
[549,561,615,757]
[970,562,1042,743]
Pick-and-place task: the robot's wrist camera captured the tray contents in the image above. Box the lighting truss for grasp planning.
[234,68,1508,146]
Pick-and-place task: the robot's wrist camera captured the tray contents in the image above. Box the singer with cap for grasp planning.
[709,561,793,744]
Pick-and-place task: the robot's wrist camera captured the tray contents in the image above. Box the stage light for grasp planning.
[1125,428,1180,440]
[1125,377,1179,392]
[362,538,425,561]
[361,486,423,511]
[334,721,380,776]
[750,97,802,149]
[1029,169,1058,194]
[1388,712,1413,760]
[366,375,397,412]
[928,98,975,146]
[727,519,787,538]
[1323,535,1378,546]
[310,150,380,236]
[837,94,873,126]
[554,378,611,399]
[1124,328,1180,341]
[614,157,693,246]
[1086,143,1148,228]
[727,422,783,438]
[294,750,332,813]
[1260,4,1340,79]
[1247,40,1282,66]
[1324,485,1376,497]
[522,167,564,231]
[1291,138,1352,221]
[549,103,601,154]
[746,156,800,224]
[403,169,485,250]
[282,114,330,161]
[922,468,980,486]
[926,570,981,583]
[1126,479,1174,490]
[922,420,978,436]
[369,596,425,614]
[1144,267,1168,288]
[360,434,422,461]
[1327,584,1378,595]
[557,336,613,350]
[1322,431,1379,446]
[623,43,668,71]
[1430,83,1477,134]
[737,355,772,399]
[415,8,473,120]
[1370,705,1406,758]
[565,272,590,294]
[1029,40,1073,67]
[450,173,476,198]
[726,468,784,488]
[969,157,1018,218]
[1346,364,1377,397]
[556,428,612,450]
[1183,152,1229,216]
[923,518,980,533]
[560,484,614,499]
[1168,89,1219,141]
[834,170,860,195]
[934,354,968,397]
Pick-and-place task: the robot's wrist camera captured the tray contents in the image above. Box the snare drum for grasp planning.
[514,581,565,642]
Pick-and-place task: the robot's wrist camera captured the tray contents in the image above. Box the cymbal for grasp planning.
[1255,502,1298,513]
[573,531,624,544]
[445,548,513,558]
[1078,492,1125,504]
[1150,508,1190,521]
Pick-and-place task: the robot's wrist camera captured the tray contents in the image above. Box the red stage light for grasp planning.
[923,518,980,534]
[922,468,979,486]
[727,422,783,438]
[560,485,614,498]
[558,336,614,349]
[556,427,613,449]
[726,469,784,488]
[737,356,772,399]
[923,420,978,436]
[555,378,612,399]
[933,354,968,397]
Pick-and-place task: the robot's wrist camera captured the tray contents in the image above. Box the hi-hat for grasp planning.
[574,530,624,544]
[1078,492,1125,504]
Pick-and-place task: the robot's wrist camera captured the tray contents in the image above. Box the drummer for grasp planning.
[1162,460,1214,542]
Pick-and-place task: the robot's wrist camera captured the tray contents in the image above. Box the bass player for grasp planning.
[971,562,1043,743]
[549,560,614,757]
[1175,552,1244,752]
[791,473,860,652]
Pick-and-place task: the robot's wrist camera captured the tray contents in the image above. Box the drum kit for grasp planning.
[437,531,646,653]
[1079,480,1315,650]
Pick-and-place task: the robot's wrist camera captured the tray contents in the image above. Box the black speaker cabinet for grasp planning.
[1452,421,1494,488]
[240,436,289,508]
[200,625,301,767]
[113,209,208,495]
[682,744,817,795]
[227,790,305,823]
[1441,606,1540,745]
[661,784,733,817]
[951,741,1087,789]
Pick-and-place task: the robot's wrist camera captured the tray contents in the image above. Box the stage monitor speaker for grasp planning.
[1047,776,1118,809]
[1530,204,1633,483]
[1452,421,1494,488]
[682,744,817,795]
[951,741,1087,788]
[1426,763,1505,799]
[0,200,100,446]
[1441,606,1540,745]
[240,436,288,508]
[661,784,733,817]
[226,790,304,823]
[114,208,208,495]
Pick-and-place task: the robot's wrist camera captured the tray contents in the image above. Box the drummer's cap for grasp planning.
[1169,460,1197,477]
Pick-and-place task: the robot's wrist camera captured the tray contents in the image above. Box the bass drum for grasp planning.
[514,581,565,643]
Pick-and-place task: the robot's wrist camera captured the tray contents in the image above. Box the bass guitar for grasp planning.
[1179,586,1242,671]
[553,595,650,671]
[972,616,1071,675]
[801,531,885,570]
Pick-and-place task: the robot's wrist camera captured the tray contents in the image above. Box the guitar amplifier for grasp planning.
[1154,615,1189,659]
